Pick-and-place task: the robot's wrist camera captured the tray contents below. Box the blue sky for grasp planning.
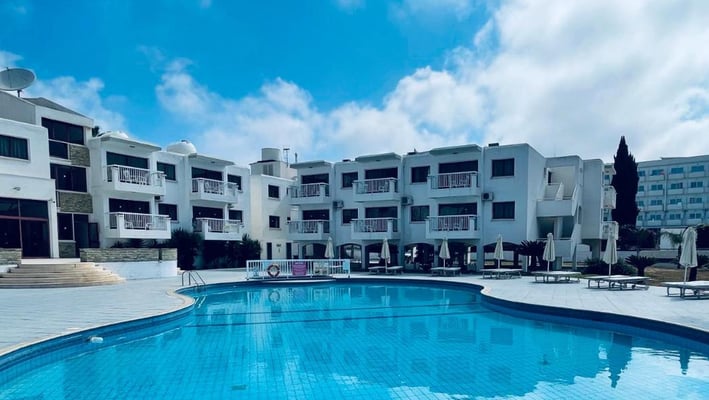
[2,0,709,165]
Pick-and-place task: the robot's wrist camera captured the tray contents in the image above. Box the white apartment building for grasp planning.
[635,156,709,232]
[288,143,615,271]
[250,148,296,260]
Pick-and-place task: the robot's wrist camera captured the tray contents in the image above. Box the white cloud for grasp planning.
[335,0,365,12]
[0,50,22,67]
[26,76,127,133]
[475,0,709,161]
[390,0,478,21]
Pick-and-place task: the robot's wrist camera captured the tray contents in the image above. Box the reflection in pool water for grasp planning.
[1,282,707,399]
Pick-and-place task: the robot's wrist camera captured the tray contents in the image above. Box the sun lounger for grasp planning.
[661,281,709,299]
[482,268,522,279]
[586,275,649,290]
[532,271,581,283]
[385,266,404,275]
[368,266,386,274]
[431,267,461,276]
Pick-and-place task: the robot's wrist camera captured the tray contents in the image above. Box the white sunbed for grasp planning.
[481,268,522,279]
[661,280,709,299]
[586,275,650,290]
[431,267,461,276]
[532,271,581,283]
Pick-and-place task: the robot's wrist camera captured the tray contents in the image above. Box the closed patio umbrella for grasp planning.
[439,238,451,267]
[543,232,555,271]
[679,227,698,283]
[325,237,334,259]
[380,238,391,267]
[494,234,504,269]
[603,230,618,276]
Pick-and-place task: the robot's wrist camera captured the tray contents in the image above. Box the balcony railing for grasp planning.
[425,215,479,239]
[603,186,617,209]
[193,218,243,233]
[289,183,329,198]
[354,178,398,194]
[288,220,330,234]
[106,212,171,239]
[352,218,398,233]
[190,178,239,202]
[106,165,164,187]
[429,172,478,189]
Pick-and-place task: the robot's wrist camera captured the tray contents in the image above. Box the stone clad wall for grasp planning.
[70,145,90,167]
[80,248,177,263]
[58,192,93,214]
[58,242,76,258]
[0,249,22,265]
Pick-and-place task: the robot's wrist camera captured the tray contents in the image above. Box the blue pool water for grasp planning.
[1,281,708,399]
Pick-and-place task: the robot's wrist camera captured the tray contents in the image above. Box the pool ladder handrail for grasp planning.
[181,270,206,287]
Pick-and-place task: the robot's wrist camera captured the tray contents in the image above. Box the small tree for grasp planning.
[518,240,545,271]
[238,234,262,268]
[611,136,639,227]
[625,255,656,276]
[168,228,202,270]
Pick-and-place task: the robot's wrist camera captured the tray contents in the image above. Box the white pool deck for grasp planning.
[1,270,707,356]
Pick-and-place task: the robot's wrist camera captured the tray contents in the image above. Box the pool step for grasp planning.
[0,261,124,289]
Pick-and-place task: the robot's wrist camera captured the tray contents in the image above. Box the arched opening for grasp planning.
[339,243,362,271]
[301,243,326,259]
[364,242,399,269]
[403,243,434,272]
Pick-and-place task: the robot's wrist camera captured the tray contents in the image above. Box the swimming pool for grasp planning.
[0,280,707,399]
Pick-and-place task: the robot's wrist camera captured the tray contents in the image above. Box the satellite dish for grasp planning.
[0,68,36,96]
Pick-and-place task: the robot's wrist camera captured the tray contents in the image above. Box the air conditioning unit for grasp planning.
[333,200,344,208]
[482,192,494,201]
[154,195,163,202]
[400,196,413,206]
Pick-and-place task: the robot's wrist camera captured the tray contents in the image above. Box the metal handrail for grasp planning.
[181,270,206,287]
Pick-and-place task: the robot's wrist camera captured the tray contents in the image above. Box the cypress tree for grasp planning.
[611,136,639,226]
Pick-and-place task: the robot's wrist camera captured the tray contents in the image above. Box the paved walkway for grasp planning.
[1,270,707,356]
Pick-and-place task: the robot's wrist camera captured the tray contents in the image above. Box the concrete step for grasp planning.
[0,261,124,289]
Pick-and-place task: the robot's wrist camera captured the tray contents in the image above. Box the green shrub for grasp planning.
[624,255,656,276]
[167,228,202,270]
[583,257,637,276]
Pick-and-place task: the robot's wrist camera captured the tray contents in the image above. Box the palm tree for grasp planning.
[518,240,545,271]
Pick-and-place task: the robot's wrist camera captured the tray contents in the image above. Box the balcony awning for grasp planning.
[354,152,402,163]
[429,144,482,155]
[290,160,332,169]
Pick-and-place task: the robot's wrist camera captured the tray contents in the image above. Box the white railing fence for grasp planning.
[108,212,170,231]
[246,259,351,279]
[430,172,477,189]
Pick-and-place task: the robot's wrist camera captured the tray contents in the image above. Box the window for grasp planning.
[57,213,74,240]
[669,198,682,205]
[638,185,645,192]
[690,181,704,188]
[365,168,397,179]
[638,170,646,177]
[192,206,222,219]
[106,152,149,169]
[228,209,243,221]
[268,185,280,199]
[492,201,515,219]
[0,134,29,160]
[637,215,643,221]
[649,199,663,206]
[364,207,397,219]
[668,213,681,221]
[342,209,358,224]
[439,203,476,216]
[50,164,87,192]
[491,159,514,177]
[650,169,664,176]
[342,172,358,188]
[411,166,429,183]
[42,118,84,145]
[650,184,663,191]
[689,197,703,204]
[636,200,644,206]
[191,167,222,180]
[301,173,329,184]
[48,140,68,159]
[411,205,429,222]
[108,199,150,213]
[669,182,683,190]
[648,214,662,221]
[689,212,703,219]
[303,209,329,220]
[670,167,684,174]
[439,161,478,173]
[269,215,281,229]
[157,162,176,181]
[158,204,178,220]
[227,174,242,189]
[690,165,705,173]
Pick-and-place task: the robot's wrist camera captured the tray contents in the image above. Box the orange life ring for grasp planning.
[267,264,280,278]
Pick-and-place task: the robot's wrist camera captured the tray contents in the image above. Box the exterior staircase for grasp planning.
[0,259,125,288]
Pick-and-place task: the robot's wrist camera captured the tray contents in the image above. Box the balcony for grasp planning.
[351,218,399,241]
[687,217,704,225]
[646,204,664,211]
[645,219,663,227]
[666,202,683,210]
[667,188,684,196]
[288,220,330,241]
[289,183,330,205]
[687,202,704,209]
[428,172,480,198]
[425,215,480,240]
[105,212,171,239]
[603,186,616,209]
[687,186,705,194]
[536,183,578,217]
[194,218,243,241]
[352,178,399,202]
[647,173,665,181]
[191,178,239,203]
[104,165,165,196]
